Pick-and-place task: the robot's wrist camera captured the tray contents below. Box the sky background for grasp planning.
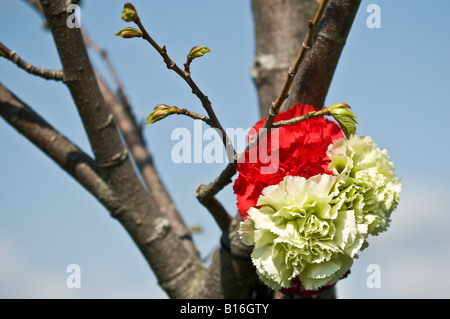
[1,0,450,298]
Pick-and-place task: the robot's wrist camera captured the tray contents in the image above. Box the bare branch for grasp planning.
[96,74,200,257]
[194,0,330,211]
[132,14,236,160]
[0,83,120,213]
[126,6,235,232]
[284,0,362,110]
[149,104,213,126]
[195,184,232,233]
[195,162,237,203]
[272,108,327,128]
[0,42,64,81]
[172,107,212,126]
[262,0,328,130]
[39,0,206,298]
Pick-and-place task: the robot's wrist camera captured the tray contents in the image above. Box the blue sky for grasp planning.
[1,0,450,298]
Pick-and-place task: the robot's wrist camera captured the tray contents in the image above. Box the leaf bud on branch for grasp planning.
[121,3,139,22]
[324,103,358,139]
[146,104,178,124]
[115,27,143,38]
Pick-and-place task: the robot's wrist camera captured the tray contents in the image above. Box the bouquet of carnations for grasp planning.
[234,103,401,297]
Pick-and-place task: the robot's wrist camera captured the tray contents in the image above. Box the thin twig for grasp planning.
[131,11,234,229]
[272,109,327,128]
[133,16,236,161]
[173,108,213,126]
[195,0,330,201]
[0,42,64,81]
[262,0,328,130]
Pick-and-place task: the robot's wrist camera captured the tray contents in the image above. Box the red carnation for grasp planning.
[233,103,343,219]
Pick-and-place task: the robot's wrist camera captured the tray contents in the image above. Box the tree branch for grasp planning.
[195,0,330,213]
[38,0,206,298]
[0,42,64,81]
[122,5,235,232]
[195,184,232,233]
[96,74,200,257]
[149,104,213,126]
[272,108,328,128]
[284,0,362,110]
[172,108,212,126]
[0,83,120,213]
[262,0,328,130]
[132,13,236,160]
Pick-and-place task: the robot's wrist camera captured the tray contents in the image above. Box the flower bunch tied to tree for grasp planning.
[234,103,401,297]
[116,0,401,298]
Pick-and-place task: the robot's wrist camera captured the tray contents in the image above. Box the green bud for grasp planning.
[121,3,138,22]
[146,104,178,124]
[0,49,6,57]
[187,46,211,60]
[328,103,358,139]
[121,8,138,22]
[115,27,143,38]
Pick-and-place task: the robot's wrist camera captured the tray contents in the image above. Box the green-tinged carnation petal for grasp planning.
[252,245,286,289]
[300,254,353,291]
[238,217,255,246]
[239,174,357,291]
[247,207,277,231]
[328,135,401,235]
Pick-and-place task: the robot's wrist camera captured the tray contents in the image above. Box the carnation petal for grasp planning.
[300,255,353,291]
[238,218,255,246]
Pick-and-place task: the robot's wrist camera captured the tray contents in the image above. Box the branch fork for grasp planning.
[197,0,330,207]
